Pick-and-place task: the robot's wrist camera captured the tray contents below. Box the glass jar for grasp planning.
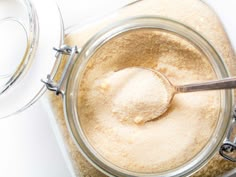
[47,1,236,176]
[58,17,234,177]
[1,0,236,176]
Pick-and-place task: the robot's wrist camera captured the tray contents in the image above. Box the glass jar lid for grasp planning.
[0,0,63,118]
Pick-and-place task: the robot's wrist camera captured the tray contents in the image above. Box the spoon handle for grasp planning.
[176,77,236,93]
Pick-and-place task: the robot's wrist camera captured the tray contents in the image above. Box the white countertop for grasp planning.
[0,0,236,177]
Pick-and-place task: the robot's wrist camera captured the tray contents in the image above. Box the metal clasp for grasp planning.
[220,106,236,162]
[41,45,79,95]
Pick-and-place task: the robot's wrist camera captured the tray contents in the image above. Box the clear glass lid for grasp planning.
[0,0,64,118]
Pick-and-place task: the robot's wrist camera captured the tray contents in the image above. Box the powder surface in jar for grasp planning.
[78,29,220,173]
[98,67,171,124]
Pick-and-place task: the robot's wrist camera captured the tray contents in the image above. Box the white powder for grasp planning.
[78,29,220,173]
[98,67,171,124]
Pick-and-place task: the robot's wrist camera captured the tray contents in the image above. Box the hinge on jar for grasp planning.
[41,45,79,95]
[220,106,236,162]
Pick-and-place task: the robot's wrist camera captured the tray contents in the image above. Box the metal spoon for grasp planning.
[135,67,236,122]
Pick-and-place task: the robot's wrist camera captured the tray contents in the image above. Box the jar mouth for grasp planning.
[0,0,38,94]
[65,16,233,176]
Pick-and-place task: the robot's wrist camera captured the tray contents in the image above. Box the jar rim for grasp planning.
[65,16,233,176]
